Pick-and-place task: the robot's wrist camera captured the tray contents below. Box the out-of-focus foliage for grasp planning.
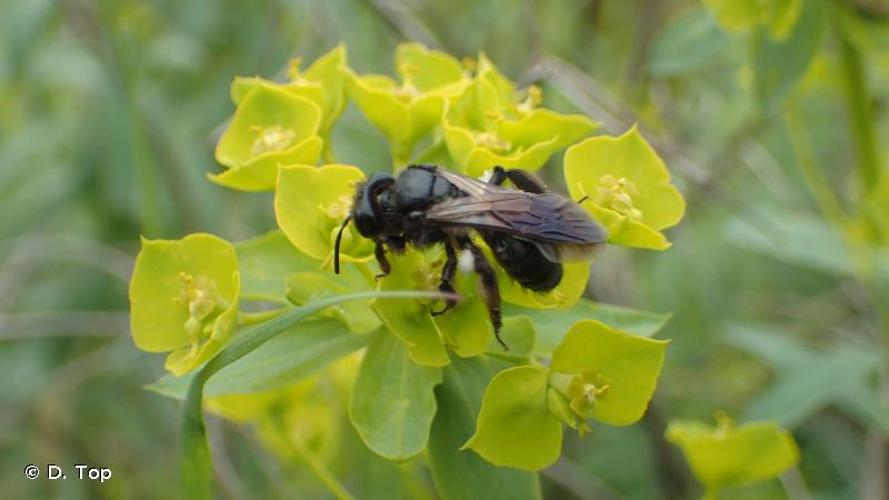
[3,0,889,499]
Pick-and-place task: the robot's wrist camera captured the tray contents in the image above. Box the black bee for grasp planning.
[334,165,607,348]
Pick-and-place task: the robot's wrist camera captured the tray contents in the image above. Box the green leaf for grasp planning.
[752,0,825,112]
[275,164,373,263]
[551,320,668,426]
[564,126,686,250]
[665,418,799,491]
[648,8,731,77]
[723,208,855,276]
[464,365,562,470]
[428,357,543,499]
[129,233,240,376]
[349,332,442,460]
[725,322,885,431]
[236,230,320,302]
[146,318,369,399]
[742,350,880,427]
[286,270,380,333]
[506,300,671,354]
[178,290,447,499]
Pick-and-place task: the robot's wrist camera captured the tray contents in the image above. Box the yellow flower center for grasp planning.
[250,125,297,156]
[595,174,643,220]
[394,63,421,100]
[175,272,229,343]
[558,368,611,420]
[473,131,512,152]
[321,194,353,220]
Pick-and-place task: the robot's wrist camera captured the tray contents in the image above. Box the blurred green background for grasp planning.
[2,0,888,498]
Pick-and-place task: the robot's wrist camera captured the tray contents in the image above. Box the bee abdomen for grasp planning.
[482,233,563,292]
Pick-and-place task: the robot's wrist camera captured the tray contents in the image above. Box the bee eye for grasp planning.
[353,210,383,237]
[353,173,394,237]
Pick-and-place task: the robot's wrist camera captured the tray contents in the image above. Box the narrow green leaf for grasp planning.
[148,318,370,399]
[752,0,825,112]
[741,347,879,427]
[349,333,442,460]
[723,209,855,276]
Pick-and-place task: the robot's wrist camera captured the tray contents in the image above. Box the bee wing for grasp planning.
[426,191,607,261]
[431,167,507,196]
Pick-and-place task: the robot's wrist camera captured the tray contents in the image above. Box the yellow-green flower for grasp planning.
[444,73,597,177]
[212,83,323,191]
[346,42,469,165]
[230,44,349,145]
[129,233,240,375]
[274,163,373,265]
[564,126,685,250]
[464,320,667,470]
[666,414,800,495]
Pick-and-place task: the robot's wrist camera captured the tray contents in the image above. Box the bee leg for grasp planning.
[489,166,547,194]
[374,241,391,280]
[462,239,507,350]
[431,242,458,316]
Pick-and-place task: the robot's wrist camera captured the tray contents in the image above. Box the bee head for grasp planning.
[334,172,394,274]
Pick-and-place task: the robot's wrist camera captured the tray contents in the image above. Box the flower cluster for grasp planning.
[129,43,686,471]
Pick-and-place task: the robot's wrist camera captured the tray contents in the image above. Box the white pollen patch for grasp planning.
[458,249,475,272]
[478,169,493,182]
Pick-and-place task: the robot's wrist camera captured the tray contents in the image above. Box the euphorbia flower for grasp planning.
[129,233,240,375]
[665,414,800,495]
[212,83,323,191]
[443,73,597,177]
[230,44,349,147]
[346,42,469,165]
[564,126,685,250]
[464,320,667,470]
[274,163,374,265]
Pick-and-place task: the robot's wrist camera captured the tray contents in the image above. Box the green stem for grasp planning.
[785,100,848,228]
[291,437,356,500]
[837,30,881,193]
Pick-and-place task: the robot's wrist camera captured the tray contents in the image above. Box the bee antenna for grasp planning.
[334,215,352,274]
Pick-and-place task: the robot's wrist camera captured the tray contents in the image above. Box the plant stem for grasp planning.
[292,438,357,500]
[837,31,881,193]
[784,100,847,228]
